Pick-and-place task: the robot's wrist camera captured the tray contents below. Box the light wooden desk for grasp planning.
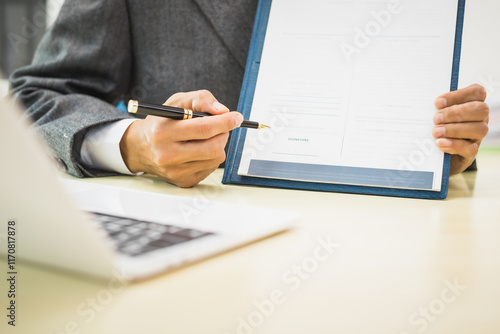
[2,150,499,334]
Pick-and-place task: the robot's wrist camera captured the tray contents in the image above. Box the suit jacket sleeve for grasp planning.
[9,0,134,178]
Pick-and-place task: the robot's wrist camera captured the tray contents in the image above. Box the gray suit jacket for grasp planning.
[10,0,257,177]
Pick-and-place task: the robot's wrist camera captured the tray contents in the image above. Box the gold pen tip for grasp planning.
[258,124,271,129]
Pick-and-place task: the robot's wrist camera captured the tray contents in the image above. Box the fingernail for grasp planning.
[435,97,447,109]
[433,112,444,125]
[234,113,244,127]
[433,126,445,138]
[436,138,452,147]
[213,101,229,112]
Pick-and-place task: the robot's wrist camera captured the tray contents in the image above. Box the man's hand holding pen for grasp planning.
[119,90,243,188]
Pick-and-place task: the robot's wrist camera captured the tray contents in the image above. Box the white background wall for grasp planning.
[0,79,7,97]
[0,0,63,97]
[46,0,64,27]
[459,0,500,145]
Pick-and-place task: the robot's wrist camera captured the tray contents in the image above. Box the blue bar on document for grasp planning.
[248,160,434,190]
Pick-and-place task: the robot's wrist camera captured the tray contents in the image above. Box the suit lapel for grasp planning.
[193,0,258,68]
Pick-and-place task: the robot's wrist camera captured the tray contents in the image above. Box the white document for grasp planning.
[238,0,459,191]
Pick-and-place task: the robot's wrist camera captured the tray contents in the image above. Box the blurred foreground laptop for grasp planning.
[0,93,298,281]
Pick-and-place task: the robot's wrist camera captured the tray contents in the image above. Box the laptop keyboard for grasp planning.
[91,212,213,257]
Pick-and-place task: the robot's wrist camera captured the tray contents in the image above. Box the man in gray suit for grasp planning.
[10,0,489,187]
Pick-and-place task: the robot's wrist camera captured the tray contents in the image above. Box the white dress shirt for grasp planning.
[80,119,141,175]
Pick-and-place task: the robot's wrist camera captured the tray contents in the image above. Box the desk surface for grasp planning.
[2,150,499,334]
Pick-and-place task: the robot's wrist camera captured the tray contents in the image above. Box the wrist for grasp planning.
[119,119,147,174]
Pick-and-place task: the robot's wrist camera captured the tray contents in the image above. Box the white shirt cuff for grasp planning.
[80,119,141,175]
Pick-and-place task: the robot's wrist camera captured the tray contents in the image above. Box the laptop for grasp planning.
[0,93,298,281]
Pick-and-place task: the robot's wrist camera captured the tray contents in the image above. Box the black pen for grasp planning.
[127,100,270,130]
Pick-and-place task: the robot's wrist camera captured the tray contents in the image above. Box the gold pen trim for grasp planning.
[183,109,193,120]
[128,100,139,113]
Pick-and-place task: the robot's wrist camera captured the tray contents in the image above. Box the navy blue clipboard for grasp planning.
[223,0,466,200]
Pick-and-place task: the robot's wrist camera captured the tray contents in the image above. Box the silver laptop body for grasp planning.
[0,94,298,281]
